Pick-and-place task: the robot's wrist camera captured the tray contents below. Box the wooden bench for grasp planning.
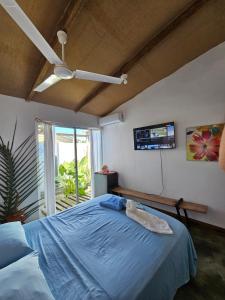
[112,186,208,224]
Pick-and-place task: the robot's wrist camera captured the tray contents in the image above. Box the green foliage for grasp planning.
[56,156,90,197]
[0,122,42,223]
[57,161,76,197]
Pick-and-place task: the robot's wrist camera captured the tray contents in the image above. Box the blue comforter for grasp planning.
[24,194,197,300]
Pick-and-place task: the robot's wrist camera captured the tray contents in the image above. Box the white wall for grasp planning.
[0,94,98,220]
[0,94,98,150]
[103,42,225,229]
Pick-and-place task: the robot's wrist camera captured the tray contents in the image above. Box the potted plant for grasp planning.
[0,122,42,223]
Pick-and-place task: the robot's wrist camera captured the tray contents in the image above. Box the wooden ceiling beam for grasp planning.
[74,0,209,113]
[26,0,86,101]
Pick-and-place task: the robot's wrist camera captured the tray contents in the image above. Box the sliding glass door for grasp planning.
[54,126,92,212]
[37,121,101,217]
[54,127,77,212]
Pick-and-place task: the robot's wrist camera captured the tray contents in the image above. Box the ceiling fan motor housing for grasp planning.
[54,65,73,79]
[57,30,67,45]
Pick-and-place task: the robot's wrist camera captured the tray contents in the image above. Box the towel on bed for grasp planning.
[126,199,173,234]
[100,195,126,211]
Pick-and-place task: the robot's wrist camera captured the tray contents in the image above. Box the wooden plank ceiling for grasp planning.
[1,0,225,116]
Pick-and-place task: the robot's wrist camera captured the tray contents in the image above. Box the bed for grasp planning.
[24,194,197,300]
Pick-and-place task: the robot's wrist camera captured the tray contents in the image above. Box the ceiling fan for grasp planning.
[0,0,128,92]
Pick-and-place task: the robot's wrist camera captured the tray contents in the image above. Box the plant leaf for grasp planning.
[0,125,42,220]
[10,121,17,152]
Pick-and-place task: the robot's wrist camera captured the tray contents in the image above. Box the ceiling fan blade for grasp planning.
[0,0,62,65]
[74,70,126,84]
[33,75,61,92]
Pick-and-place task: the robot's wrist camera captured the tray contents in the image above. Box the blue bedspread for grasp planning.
[24,194,197,300]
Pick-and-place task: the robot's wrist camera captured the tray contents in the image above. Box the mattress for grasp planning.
[24,194,197,300]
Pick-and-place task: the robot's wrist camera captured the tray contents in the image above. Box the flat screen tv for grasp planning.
[133,122,176,150]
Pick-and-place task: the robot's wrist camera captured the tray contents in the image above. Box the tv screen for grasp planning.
[133,122,176,150]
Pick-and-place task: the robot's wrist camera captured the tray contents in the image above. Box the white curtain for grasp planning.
[43,123,56,215]
[90,129,102,197]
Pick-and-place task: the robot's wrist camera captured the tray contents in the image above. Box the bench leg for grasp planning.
[175,198,184,221]
[175,206,181,220]
[183,209,190,227]
[175,205,185,223]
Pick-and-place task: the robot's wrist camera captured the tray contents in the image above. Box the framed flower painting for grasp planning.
[186,123,224,161]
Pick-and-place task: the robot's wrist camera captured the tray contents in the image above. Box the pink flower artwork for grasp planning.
[186,124,224,161]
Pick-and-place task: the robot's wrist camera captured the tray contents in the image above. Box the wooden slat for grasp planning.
[56,203,65,211]
[79,195,91,200]
[78,197,88,203]
[112,186,177,207]
[56,200,69,210]
[41,209,47,217]
[67,195,90,202]
[60,198,74,207]
[74,0,208,113]
[41,192,91,213]
[56,193,91,211]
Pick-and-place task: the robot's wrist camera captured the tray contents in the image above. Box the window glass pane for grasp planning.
[76,129,91,201]
[54,126,76,212]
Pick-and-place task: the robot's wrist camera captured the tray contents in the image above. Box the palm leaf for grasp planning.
[10,120,17,152]
[14,139,36,167]
[0,122,43,223]
[15,163,42,191]
[14,133,34,154]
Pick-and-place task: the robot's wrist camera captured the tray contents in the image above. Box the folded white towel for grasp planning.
[126,200,173,234]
